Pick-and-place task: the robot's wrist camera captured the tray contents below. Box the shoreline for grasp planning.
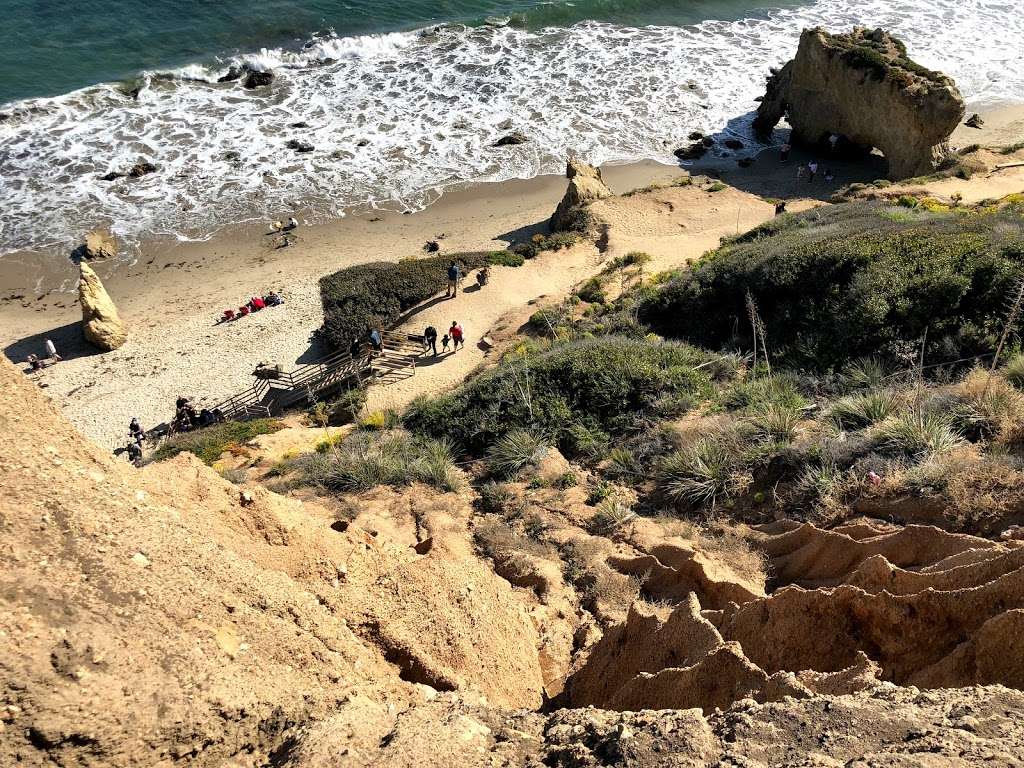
[2,102,1022,449]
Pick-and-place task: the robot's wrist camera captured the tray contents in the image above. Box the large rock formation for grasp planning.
[79,262,128,350]
[550,158,612,231]
[81,229,117,260]
[752,27,965,179]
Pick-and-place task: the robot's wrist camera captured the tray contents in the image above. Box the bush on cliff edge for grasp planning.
[319,252,505,349]
[637,201,1024,371]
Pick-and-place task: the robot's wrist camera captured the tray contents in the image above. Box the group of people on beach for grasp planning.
[779,132,842,186]
[219,291,283,323]
[422,321,464,356]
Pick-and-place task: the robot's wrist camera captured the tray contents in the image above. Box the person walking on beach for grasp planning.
[44,338,60,363]
[441,333,451,353]
[828,133,840,153]
[446,261,460,298]
[774,200,787,216]
[780,142,791,162]
[450,321,464,351]
[807,160,818,183]
[424,325,438,356]
[796,164,806,183]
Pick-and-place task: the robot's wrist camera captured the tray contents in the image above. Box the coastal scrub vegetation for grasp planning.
[319,251,501,349]
[150,418,284,465]
[637,200,1024,371]
[403,336,717,456]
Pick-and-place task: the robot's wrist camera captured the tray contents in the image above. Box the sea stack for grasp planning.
[752,27,965,179]
[79,262,128,351]
[550,158,612,232]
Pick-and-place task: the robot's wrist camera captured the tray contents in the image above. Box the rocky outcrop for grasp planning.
[550,158,612,232]
[81,229,117,260]
[79,262,128,350]
[752,27,965,179]
[242,68,274,89]
[493,132,528,147]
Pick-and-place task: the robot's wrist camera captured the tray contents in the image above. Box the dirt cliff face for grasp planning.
[753,27,965,179]
[5,354,1024,765]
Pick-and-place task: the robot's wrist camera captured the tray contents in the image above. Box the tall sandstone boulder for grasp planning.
[752,27,965,179]
[550,158,612,232]
[79,262,128,350]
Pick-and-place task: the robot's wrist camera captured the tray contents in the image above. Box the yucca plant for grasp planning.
[749,402,801,443]
[877,408,964,458]
[487,429,549,477]
[657,438,736,508]
[586,498,637,536]
[840,357,889,391]
[828,390,901,431]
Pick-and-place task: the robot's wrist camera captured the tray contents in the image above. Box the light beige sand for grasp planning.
[3,103,1023,450]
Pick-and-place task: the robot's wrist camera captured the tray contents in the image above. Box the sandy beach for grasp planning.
[3,103,1023,450]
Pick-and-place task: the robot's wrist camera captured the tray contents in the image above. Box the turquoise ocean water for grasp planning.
[0,0,1021,259]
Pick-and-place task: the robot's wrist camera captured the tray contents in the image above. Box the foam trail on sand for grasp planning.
[0,0,1021,262]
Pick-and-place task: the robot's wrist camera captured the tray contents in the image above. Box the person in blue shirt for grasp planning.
[446,261,460,298]
[369,328,382,352]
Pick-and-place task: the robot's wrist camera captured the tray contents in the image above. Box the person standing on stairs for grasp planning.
[369,328,382,352]
[450,321,464,351]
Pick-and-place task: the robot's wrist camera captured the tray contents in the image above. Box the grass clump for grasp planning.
[657,434,746,510]
[1002,354,1024,390]
[151,418,284,465]
[828,390,901,431]
[748,402,801,444]
[487,429,549,478]
[876,408,964,459]
[304,429,462,493]
[319,251,497,349]
[585,498,637,536]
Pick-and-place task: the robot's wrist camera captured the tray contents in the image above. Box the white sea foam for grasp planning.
[0,0,1021,262]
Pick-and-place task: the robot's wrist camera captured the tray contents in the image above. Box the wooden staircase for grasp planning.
[211,331,423,421]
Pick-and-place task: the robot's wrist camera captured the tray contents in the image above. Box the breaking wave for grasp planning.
[0,0,1020,260]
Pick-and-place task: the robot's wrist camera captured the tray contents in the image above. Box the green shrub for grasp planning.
[151,418,284,464]
[602,251,653,274]
[324,386,367,425]
[576,277,606,304]
[319,252,497,349]
[304,429,462,493]
[404,337,715,455]
[488,250,525,267]
[638,200,1024,371]
[487,429,550,477]
[707,181,727,193]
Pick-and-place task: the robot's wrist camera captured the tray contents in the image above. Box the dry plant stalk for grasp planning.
[745,291,771,377]
[986,276,1024,397]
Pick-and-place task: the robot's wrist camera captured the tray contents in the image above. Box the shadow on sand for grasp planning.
[3,321,102,366]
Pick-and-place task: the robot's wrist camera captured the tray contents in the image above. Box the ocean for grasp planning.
[0,0,1021,259]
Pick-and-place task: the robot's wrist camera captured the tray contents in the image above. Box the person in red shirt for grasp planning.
[449,321,464,351]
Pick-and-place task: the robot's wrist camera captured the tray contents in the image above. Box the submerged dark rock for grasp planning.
[242,69,274,89]
[286,139,315,153]
[494,132,529,147]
